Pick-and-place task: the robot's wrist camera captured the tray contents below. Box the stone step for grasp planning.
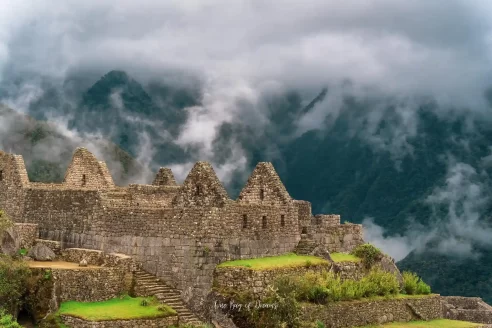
[134,269,203,324]
[145,286,174,292]
[156,293,180,299]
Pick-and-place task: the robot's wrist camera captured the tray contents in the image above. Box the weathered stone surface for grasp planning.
[378,255,404,286]
[302,295,442,328]
[35,239,61,255]
[28,243,56,261]
[203,291,239,328]
[442,296,492,324]
[13,223,38,249]
[79,259,88,267]
[0,230,17,256]
[214,263,333,298]
[60,314,178,328]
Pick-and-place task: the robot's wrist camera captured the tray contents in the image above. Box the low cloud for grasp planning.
[364,159,492,261]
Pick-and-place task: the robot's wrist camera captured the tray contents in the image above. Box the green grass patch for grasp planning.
[359,319,481,327]
[58,296,176,321]
[217,253,329,270]
[330,252,361,263]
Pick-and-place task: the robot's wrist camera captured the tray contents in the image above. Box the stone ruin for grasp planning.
[0,147,364,313]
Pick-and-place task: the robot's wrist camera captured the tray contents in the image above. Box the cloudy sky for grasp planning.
[1,0,492,105]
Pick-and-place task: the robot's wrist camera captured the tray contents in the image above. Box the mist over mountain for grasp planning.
[2,0,492,303]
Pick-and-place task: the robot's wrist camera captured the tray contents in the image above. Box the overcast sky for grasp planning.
[1,0,492,104]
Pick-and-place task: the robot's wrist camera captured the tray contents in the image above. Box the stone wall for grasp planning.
[61,248,135,272]
[442,296,492,324]
[13,223,38,249]
[311,220,364,252]
[53,267,128,302]
[0,148,366,315]
[60,315,178,328]
[302,295,442,328]
[214,263,333,297]
[0,151,29,222]
[335,260,367,280]
[63,148,115,189]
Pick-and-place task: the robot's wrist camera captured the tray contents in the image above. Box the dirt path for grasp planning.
[28,261,101,269]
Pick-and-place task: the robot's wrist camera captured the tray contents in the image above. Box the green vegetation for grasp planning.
[57,296,176,321]
[359,319,481,327]
[351,244,383,268]
[0,309,22,328]
[402,271,431,295]
[223,268,432,328]
[0,255,31,315]
[330,252,361,263]
[276,268,400,304]
[217,253,329,270]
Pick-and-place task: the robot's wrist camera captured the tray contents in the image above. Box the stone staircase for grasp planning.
[134,269,203,326]
[294,234,318,255]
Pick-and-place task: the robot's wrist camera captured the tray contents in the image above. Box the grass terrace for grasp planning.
[57,295,176,321]
[330,252,361,262]
[217,252,359,270]
[360,319,481,327]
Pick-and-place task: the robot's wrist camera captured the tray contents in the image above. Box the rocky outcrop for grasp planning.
[0,229,17,256]
[28,243,56,261]
[377,255,404,286]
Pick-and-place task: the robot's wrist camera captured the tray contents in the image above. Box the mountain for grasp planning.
[4,70,492,303]
[0,104,142,185]
[398,242,492,302]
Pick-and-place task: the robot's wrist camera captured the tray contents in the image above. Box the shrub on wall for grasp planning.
[402,271,432,295]
[350,243,383,268]
[0,309,22,328]
[0,255,31,315]
[273,267,400,305]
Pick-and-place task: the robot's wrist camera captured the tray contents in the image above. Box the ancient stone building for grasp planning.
[0,147,364,312]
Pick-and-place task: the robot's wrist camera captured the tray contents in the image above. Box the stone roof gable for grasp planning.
[63,148,115,189]
[152,168,177,186]
[238,162,291,204]
[173,161,230,207]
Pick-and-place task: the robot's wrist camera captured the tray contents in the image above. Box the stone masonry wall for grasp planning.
[61,248,135,272]
[60,315,178,328]
[63,148,115,189]
[0,152,29,222]
[214,263,333,298]
[312,220,364,252]
[53,267,128,302]
[442,296,492,324]
[13,223,38,249]
[302,295,442,328]
[0,148,365,315]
